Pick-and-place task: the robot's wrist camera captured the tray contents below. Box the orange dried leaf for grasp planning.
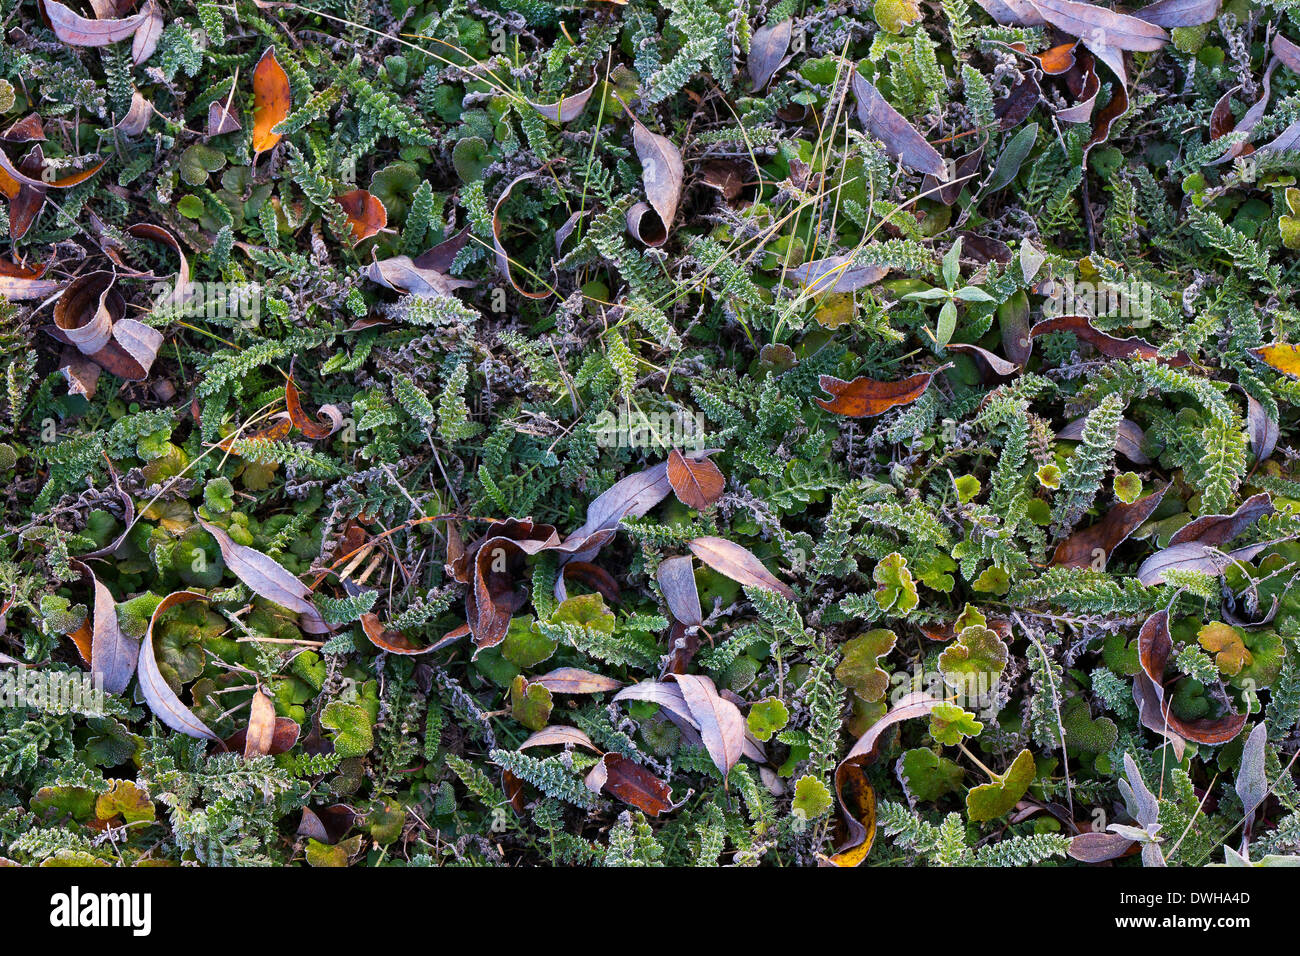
[252,47,290,155]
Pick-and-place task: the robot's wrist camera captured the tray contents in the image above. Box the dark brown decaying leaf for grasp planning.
[625,200,667,247]
[995,77,1041,130]
[244,689,277,759]
[668,673,746,778]
[657,555,702,628]
[1057,416,1150,464]
[452,518,561,651]
[137,591,221,742]
[586,753,677,816]
[199,520,331,634]
[688,536,795,599]
[815,369,941,418]
[532,668,622,694]
[1136,610,1248,752]
[1028,314,1190,366]
[359,612,465,655]
[0,114,45,143]
[947,343,1019,381]
[1242,388,1278,463]
[666,448,724,509]
[286,359,344,439]
[831,692,940,866]
[44,0,145,45]
[1051,484,1167,569]
[528,79,597,122]
[749,19,792,90]
[207,98,242,137]
[1166,492,1273,548]
[851,72,948,179]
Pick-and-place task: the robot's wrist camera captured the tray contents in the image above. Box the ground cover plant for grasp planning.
[0,0,1298,869]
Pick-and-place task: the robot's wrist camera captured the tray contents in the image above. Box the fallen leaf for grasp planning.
[286,359,344,439]
[131,0,162,64]
[359,612,466,655]
[1136,539,1278,586]
[1029,314,1190,366]
[336,189,387,244]
[787,255,889,294]
[44,0,145,45]
[749,19,793,91]
[946,343,1019,381]
[666,448,724,509]
[71,559,138,695]
[532,667,622,694]
[207,98,242,137]
[586,753,676,816]
[688,536,794,599]
[629,111,685,234]
[1069,830,1137,862]
[252,47,290,155]
[668,673,746,777]
[814,369,940,417]
[492,170,554,299]
[243,689,276,759]
[1132,0,1220,26]
[1051,484,1167,568]
[851,71,948,179]
[1168,493,1273,547]
[657,555,703,628]
[1027,0,1168,53]
[137,591,221,742]
[529,79,597,122]
[1276,33,1300,73]
[1057,416,1150,463]
[199,520,331,634]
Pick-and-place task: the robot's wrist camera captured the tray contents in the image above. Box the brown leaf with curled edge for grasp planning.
[1084,79,1130,158]
[1167,492,1273,548]
[297,804,356,844]
[359,612,466,656]
[1208,63,1277,165]
[455,518,562,652]
[688,536,795,599]
[930,146,986,205]
[830,692,940,866]
[1137,610,1248,753]
[131,0,162,64]
[199,519,331,635]
[113,90,151,136]
[698,159,751,202]
[787,255,889,294]
[1037,41,1079,74]
[586,753,677,816]
[1058,416,1150,464]
[0,258,61,299]
[518,725,603,754]
[532,668,622,694]
[45,270,163,383]
[71,559,139,696]
[0,114,46,143]
[336,189,387,244]
[826,762,877,866]
[1132,0,1221,27]
[560,561,621,604]
[1051,484,1167,569]
[244,689,277,759]
[137,592,222,742]
[286,359,343,439]
[657,555,702,628]
[528,78,597,122]
[492,170,555,299]
[815,369,941,418]
[626,201,667,247]
[749,19,792,91]
[628,108,685,234]
[1028,314,1190,366]
[668,673,746,777]
[851,71,948,179]
[1069,830,1138,862]
[667,448,724,510]
[559,461,674,563]
[1276,33,1300,73]
[43,0,145,45]
[946,343,1019,382]
[1027,0,1169,52]
[252,47,290,155]
[1056,51,1101,124]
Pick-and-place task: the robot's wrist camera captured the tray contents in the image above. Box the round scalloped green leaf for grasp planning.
[938,625,1008,688]
[510,675,553,731]
[899,748,965,802]
[835,628,897,701]
[1113,472,1143,504]
[747,696,790,741]
[321,700,375,758]
[501,615,557,668]
[1061,698,1117,753]
[792,775,833,820]
[928,702,983,745]
[966,748,1036,822]
[873,553,918,613]
[95,780,155,825]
